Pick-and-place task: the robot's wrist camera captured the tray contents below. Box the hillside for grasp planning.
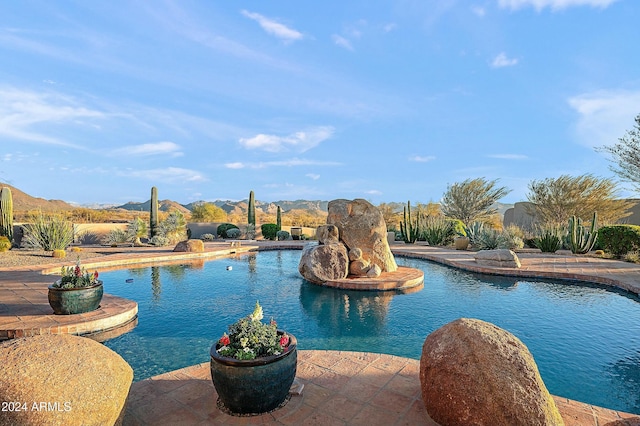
[0,182,75,212]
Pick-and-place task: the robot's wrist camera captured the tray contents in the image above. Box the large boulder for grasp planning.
[420,318,564,426]
[298,242,349,284]
[326,199,397,272]
[173,239,205,252]
[0,334,133,426]
[475,249,521,268]
[316,224,340,244]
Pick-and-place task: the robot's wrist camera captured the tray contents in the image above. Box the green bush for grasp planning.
[533,225,564,253]
[449,219,466,237]
[476,228,502,250]
[261,223,279,240]
[216,223,239,239]
[597,225,640,257]
[23,212,74,251]
[226,228,241,238]
[422,216,455,246]
[276,230,290,241]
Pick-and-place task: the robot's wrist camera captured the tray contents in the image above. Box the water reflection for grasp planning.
[608,352,640,410]
[300,282,396,337]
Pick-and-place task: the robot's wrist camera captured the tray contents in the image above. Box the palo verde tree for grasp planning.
[598,114,640,192]
[440,178,511,225]
[526,174,633,225]
[191,202,227,222]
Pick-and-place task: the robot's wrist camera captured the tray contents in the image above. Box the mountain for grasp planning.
[0,182,75,212]
[114,200,191,214]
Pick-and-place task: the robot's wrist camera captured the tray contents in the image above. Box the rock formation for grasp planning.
[475,249,521,268]
[0,334,133,426]
[420,318,564,426]
[298,199,395,284]
[173,239,204,252]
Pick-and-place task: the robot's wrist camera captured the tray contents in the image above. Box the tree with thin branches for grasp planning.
[598,114,640,192]
[440,178,510,225]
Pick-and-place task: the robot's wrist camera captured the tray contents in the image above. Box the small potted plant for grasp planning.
[48,258,103,315]
[210,301,297,415]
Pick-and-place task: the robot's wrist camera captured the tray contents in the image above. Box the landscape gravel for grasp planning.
[0,247,114,269]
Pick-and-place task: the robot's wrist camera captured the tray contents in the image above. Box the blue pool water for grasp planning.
[101,250,640,414]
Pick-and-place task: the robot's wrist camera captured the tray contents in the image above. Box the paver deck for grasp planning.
[2,241,640,424]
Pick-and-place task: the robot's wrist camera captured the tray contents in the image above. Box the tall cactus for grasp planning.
[248,190,256,226]
[276,205,282,231]
[0,187,13,243]
[568,211,598,254]
[149,186,158,239]
[400,201,420,243]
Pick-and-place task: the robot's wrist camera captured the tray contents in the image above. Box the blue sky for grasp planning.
[1,0,639,206]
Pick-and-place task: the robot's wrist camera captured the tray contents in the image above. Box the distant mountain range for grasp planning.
[0,182,514,215]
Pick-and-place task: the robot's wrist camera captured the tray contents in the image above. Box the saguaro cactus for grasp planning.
[568,211,598,254]
[276,206,282,231]
[0,187,13,243]
[248,190,256,226]
[149,186,158,239]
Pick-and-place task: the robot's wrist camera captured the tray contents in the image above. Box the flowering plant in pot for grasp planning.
[210,301,297,415]
[48,258,103,314]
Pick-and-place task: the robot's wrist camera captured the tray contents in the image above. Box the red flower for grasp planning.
[74,265,81,277]
[279,335,289,347]
[270,318,277,326]
[93,271,99,280]
[219,335,230,346]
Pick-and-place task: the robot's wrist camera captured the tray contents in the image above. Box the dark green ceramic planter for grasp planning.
[47,281,104,315]
[210,331,297,415]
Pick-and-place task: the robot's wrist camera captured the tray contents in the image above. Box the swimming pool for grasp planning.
[101,250,640,414]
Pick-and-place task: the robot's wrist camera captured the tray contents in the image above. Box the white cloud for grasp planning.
[487,154,528,159]
[383,23,397,32]
[1,154,11,161]
[498,0,617,11]
[568,89,640,148]
[409,155,436,162]
[306,173,320,180]
[332,35,354,51]
[0,87,105,147]
[110,141,183,157]
[226,158,341,169]
[365,189,382,195]
[491,52,518,68]
[241,10,303,43]
[239,126,334,153]
[225,162,245,169]
[118,167,207,183]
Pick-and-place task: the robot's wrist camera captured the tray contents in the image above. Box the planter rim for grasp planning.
[48,280,103,291]
[210,331,297,367]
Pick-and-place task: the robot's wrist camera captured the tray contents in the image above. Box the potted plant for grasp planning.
[210,301,297,415]
[48,258,103,315]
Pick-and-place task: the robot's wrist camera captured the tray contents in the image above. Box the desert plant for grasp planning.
[244,223,256,240]
[501,224,525,250]
[226,228,241,238]
[0,236,10,252]
[127,217,148,246]
[400,201,420,243]
[248,190,256,226]
[159,210,187,244]
[276,230,290,241]
[463,221,485,248]
[217,223,239,238]
[476,227,502,250]
[190,202,227,222]
[0,186,13,243]
[150,235,170,246]
[150,186,159,239]
[52,249,66,258]
[276,206,282,231]
[441,178,511,224]
[102,229,129,246]
[568,212,598,254]
[422,216,455,246]
[597,224,640,257]
[261,223,279,240]
[533,225,564,253]
[201,233,216,241]
[23,211,74,251]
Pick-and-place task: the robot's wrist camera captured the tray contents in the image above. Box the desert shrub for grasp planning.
[449,219,466,237]
[102,229,129,246]
[201,233,215,241]
[500,226,525,250]
[421,216,455,246]
[226,228,241,238]
[23,211,74,251]
[158,211,187,244]
[52,249,66,258]
[464,221,485,248]
[77,231,100,245]
[217,223,239,239]
[623,251,640,263]
[150,235,170,246]
[244,223,256,240]
[533,225,564,253]
[476,228,502,250]
[597,225,640,257]
[261,223,279,240]
[276,230,290,241]
[0,236,10,252]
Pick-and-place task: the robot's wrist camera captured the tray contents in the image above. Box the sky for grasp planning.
[1,0,640,207]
